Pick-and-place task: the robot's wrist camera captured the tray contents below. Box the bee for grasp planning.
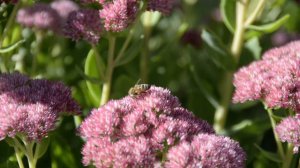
[128,82,150,97]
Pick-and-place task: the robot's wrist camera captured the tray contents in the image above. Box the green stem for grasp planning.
[244,0,267,27]
[25,142,37,168]
[140,13,153,83]
[0,1,21,46]
[266,107,285,159]
[283,143,294,168]
[0,1,22,72]
[14,147,25,168]
[100,35,116,106]
[213,0,248,132]
[114,30,133,65]
[213,72,234,132]
[31,31,43,75]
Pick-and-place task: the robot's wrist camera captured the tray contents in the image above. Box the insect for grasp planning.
[128,80,150,97]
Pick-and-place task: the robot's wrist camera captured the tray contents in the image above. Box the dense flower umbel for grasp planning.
[79,86,216,167]
[233,41,300,112]
[0,73,80,141]
[276,116,300,153]
[100,0,139,32]
[165,134,246,168]
[17,3,62,32]
[64,9,102,43]
[80,86,246,167]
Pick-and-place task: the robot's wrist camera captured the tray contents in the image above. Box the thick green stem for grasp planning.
[14,147,25,168]
[100,36,116,106]
[213,0,248,132]
[266,107,285,159]
[282,143,294,168]
[213,72,234,132]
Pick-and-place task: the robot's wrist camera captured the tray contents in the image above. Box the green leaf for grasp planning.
[36,138,50,159]
[84,49,103,107]
[271,113,284,122]
[245,37,261,60]
[0,39,25,54]
[220,0,236,33]
[50,138,77,168]
[5,138,15,147]
[201,29,236,70]
[254,144,282,163]
[247,14,290,33]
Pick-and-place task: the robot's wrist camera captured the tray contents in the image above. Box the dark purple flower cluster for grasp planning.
[233,41,300,112]
[17,0,78,33]
[1,0,18,4]
[180,29,202,49]
[64,9,102,44]
[147,0,176,15]
[79,86,246,168]
[0,72,80,141]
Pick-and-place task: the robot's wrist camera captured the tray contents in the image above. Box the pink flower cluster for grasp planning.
[100,0,138,32]
[0,72,80,141]
[276,115,300,153]
[17,0,177,43]
[233,41,300,112]
[17,0,78,33]
[165,134,246,168]
[79,86,246,168]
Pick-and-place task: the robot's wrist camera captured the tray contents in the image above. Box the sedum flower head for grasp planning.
[17,3,62,32]
[233,40,300,112]
[165,134,247,168]
[0,72,80,141]
[276,116,300,153]
[100,0,139,32]
[64,9,102,43]
[79,86,215,167]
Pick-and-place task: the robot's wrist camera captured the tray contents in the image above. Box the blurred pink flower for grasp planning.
[17,3,62,32]
[50,0,79,20]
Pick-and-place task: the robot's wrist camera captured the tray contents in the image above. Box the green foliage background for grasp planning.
[1,0,300,167]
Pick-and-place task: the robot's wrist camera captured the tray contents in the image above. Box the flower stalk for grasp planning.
[100,35,116,106]
[213,0,248,132]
